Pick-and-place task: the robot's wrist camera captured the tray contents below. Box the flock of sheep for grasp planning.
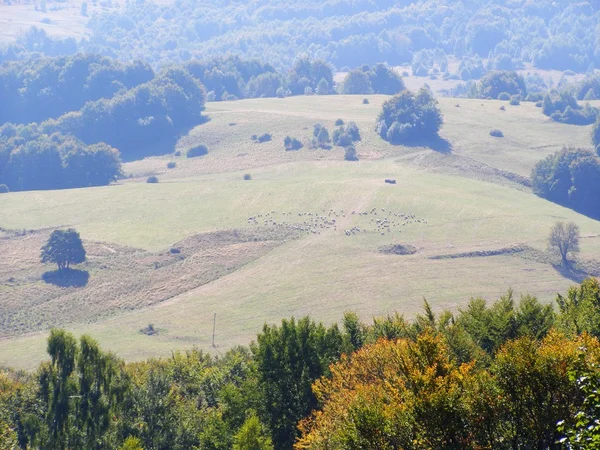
[246,208,427,236]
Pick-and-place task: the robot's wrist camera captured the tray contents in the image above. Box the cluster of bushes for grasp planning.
[3,278,600,449]
[477,71,527,100]
[0,124,121,191]
[187,144,208,158]
[311,123,331,149]
[340,63,405,95]
[542,91,599,125]
[284,136,303,151]
[331,120,361,161]
[252,133,272,143]
[532,147,600,219]
[332,121,360,147]
[376,88,443,144]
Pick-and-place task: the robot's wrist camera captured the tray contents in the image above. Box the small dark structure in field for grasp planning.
[385,179,397,184]
[147,176,159,183]
[380,244,417,255]
[140,324,159,336]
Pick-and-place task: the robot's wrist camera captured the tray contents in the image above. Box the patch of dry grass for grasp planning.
[0,227,296,337]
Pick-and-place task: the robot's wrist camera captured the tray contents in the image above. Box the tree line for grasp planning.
[532,145,600,219]
[0,126,121,192]
[2,278,600,449]
[0,54,210,192]
[3,0,598,75]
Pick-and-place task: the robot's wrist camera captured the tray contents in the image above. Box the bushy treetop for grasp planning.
[532,147,600,219]
[478,71,527,99]
[377,88,443,144]
[41,228,87,271]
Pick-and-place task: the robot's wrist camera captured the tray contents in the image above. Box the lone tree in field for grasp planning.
[548,222,580,266]
[41,229,86,271]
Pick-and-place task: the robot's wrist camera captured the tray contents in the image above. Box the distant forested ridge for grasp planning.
[2,0,599,73]
[0,54,154,126]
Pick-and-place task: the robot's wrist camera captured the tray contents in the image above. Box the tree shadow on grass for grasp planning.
[388,134,453,154]
[42,268,89,288]
[403,135,453,154]
[553,262,589,284]
[120,116,211,162]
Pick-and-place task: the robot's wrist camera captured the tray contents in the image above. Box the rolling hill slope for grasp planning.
[1,95,599,370]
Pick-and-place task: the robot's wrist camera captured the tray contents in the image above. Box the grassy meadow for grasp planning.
[1,95,599,370]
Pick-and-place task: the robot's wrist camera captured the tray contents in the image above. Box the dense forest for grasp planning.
[0,54,209,191]
[2,0,599,74]
[2,279,600,449]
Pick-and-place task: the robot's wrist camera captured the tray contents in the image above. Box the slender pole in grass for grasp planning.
[212,311,216,348]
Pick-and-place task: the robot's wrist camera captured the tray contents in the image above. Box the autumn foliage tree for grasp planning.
[296,332,476,449]
[296,331,600,449]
